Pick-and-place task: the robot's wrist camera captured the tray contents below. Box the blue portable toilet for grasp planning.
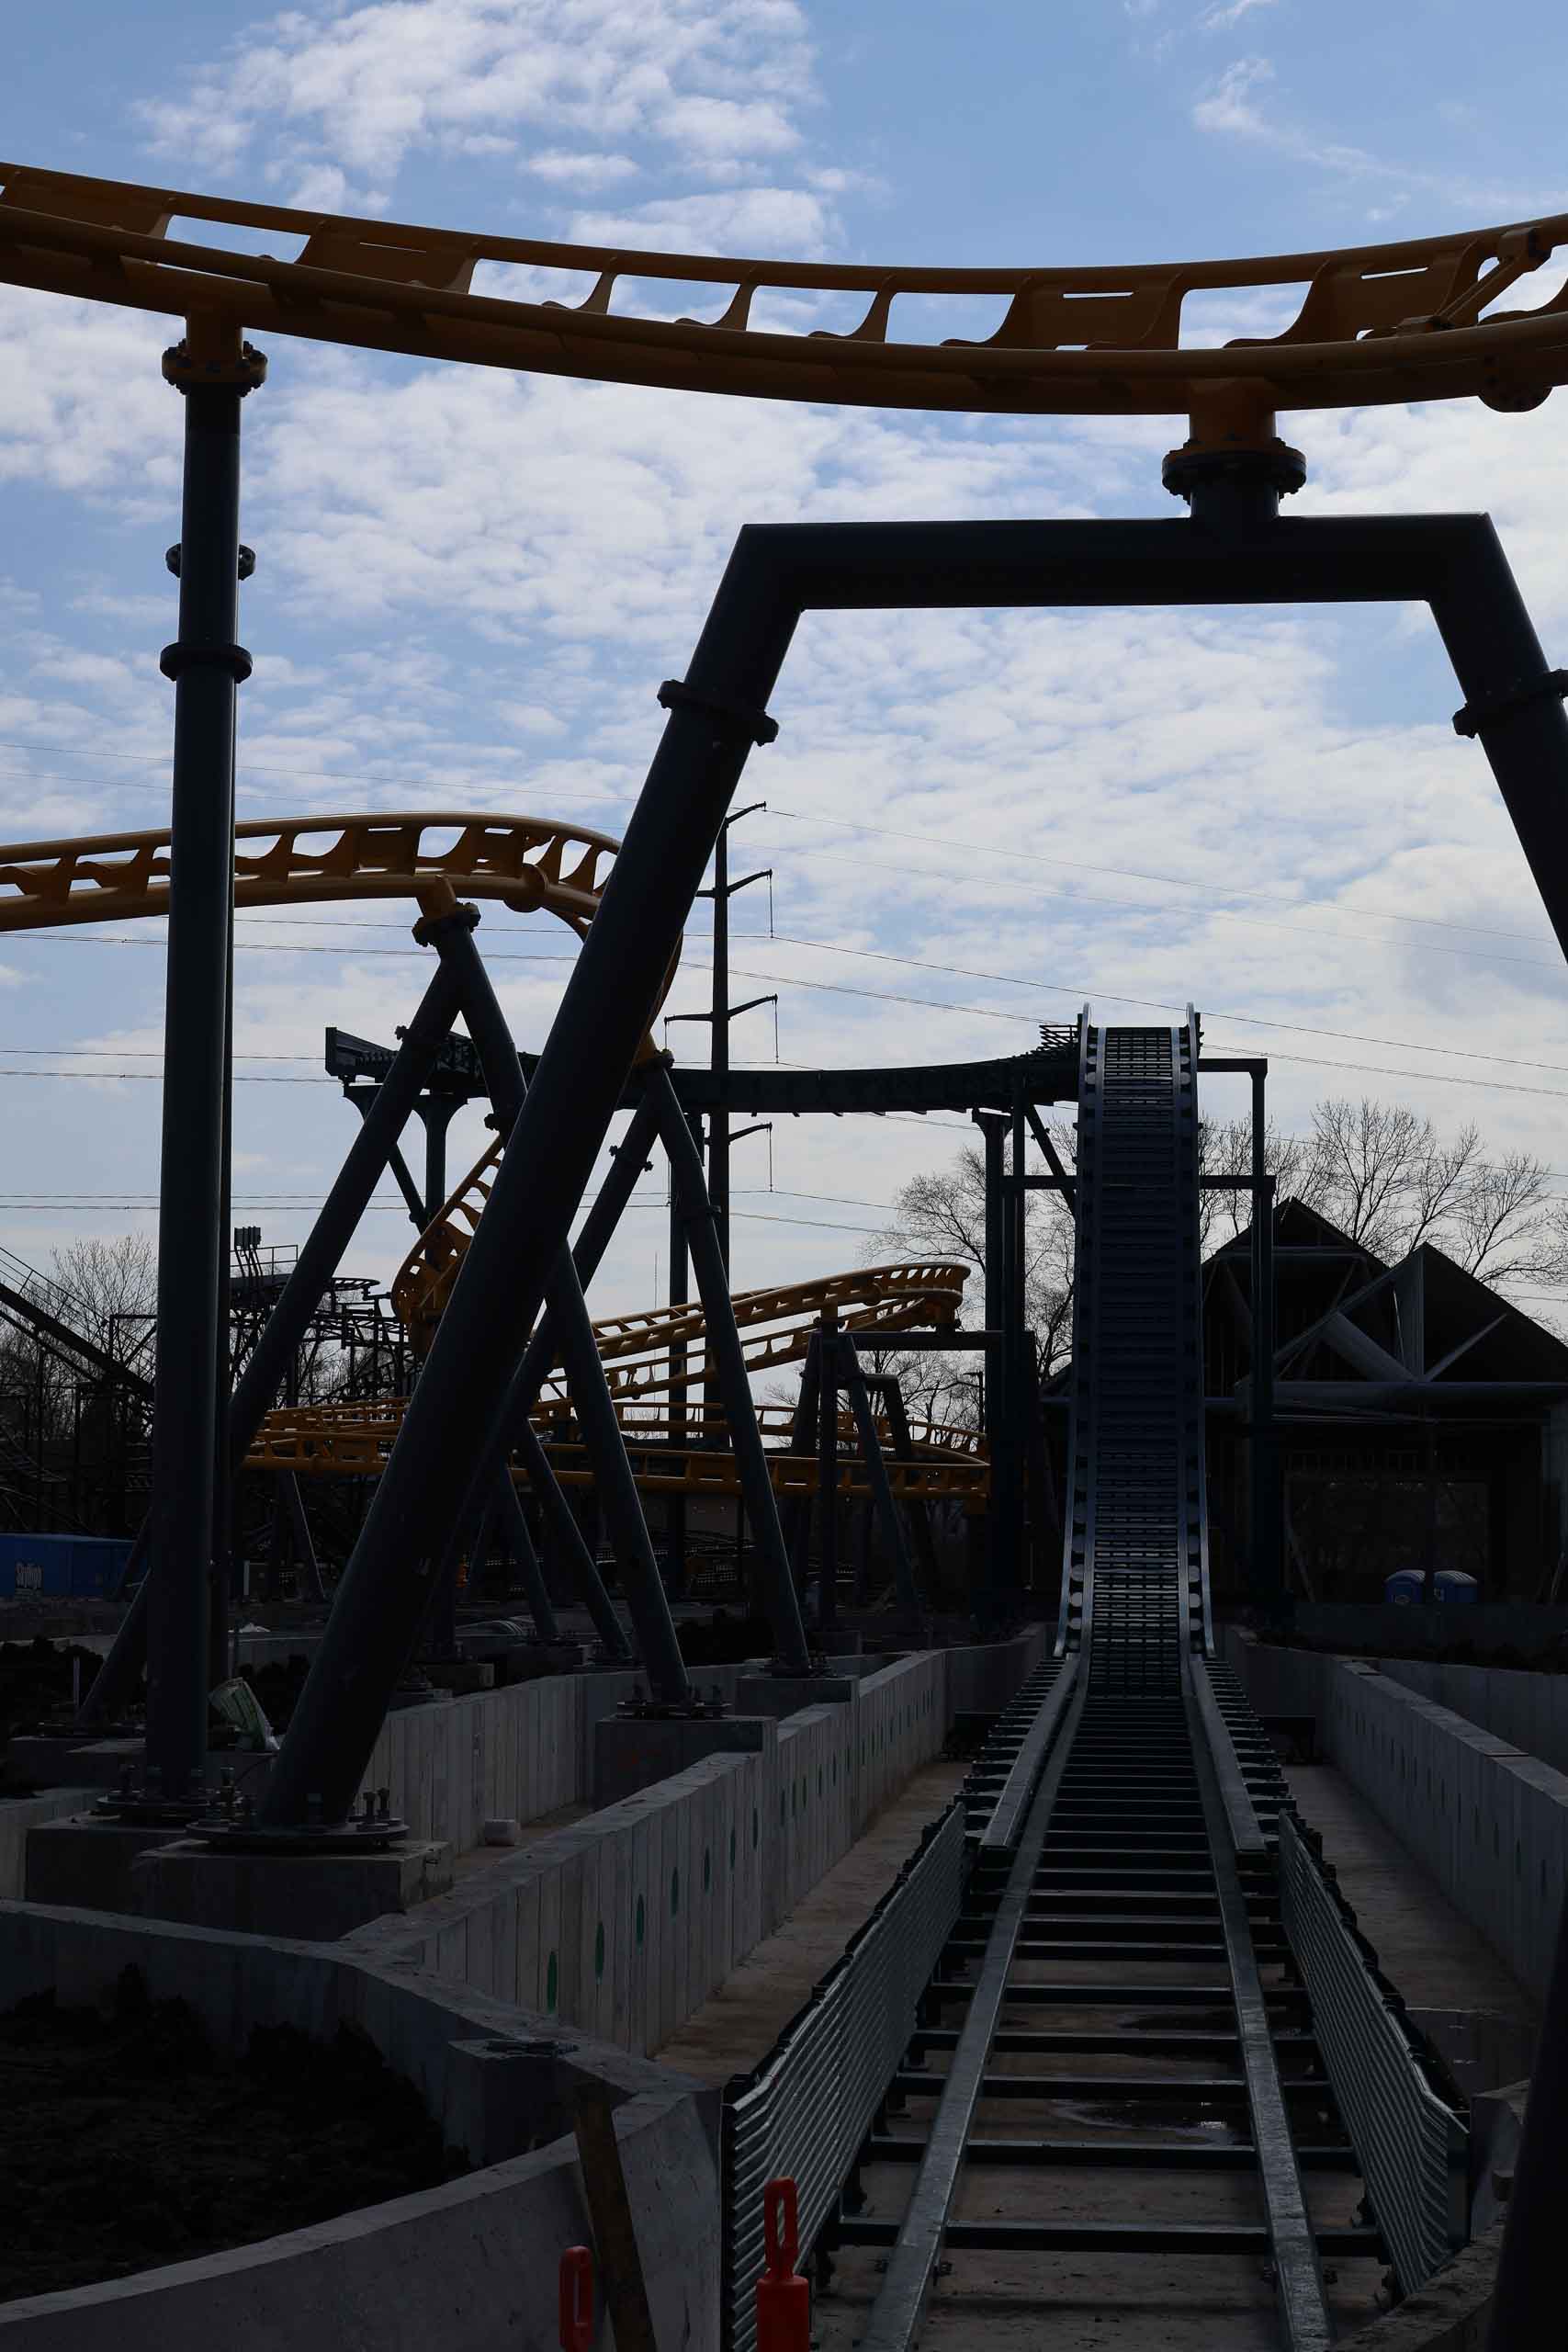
[1384,1567,1478,1605]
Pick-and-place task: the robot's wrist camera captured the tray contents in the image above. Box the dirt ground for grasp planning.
[0,1966,468,2303]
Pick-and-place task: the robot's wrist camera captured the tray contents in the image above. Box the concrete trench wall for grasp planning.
[0,1904,718,2351]
[353,1649,953,2056]
[359,1653,927,1852]
[1376,1656,1568,1783]
[363,1672,583,1848]
[1229,1632,1568,2000]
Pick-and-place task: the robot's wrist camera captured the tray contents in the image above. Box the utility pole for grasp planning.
[665,801,773,1404]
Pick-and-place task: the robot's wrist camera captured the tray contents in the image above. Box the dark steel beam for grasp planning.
[421,916,689,1704]
[74,948,467,1727]
[650,1065,812,1673]
[143,336,263,1797]
[839,1338,921,1617]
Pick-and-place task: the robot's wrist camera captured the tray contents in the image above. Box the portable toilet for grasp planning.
[1384,1569,1424,1605]
[1433,1570,1479,1605]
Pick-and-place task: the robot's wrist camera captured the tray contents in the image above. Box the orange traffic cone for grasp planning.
[558,2245,592,2351]
[756,2177,811,2351]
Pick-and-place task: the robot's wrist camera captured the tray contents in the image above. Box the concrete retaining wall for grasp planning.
[0,1791,96,1899]
[354,1650,953,2056]
[1229,1634,1568,2000]
[1378,1657,1568,1782]
[365,1674,582,1848]
[0,1903,718,2351]
[363,1636,1010,1858]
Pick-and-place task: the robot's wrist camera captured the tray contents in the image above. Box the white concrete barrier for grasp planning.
[358,1650,957,2056]
[1230,1634,1568,2001]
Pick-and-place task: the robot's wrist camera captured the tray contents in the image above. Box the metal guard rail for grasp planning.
[1277,1812,1468,2293]
[721,1801,967,2352]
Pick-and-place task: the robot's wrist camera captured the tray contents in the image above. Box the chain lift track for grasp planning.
[1055,1013,1212,1687]
[803,1021,1375,2347]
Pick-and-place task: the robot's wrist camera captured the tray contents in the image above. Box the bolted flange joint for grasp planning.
[162,334,268,394]
[1161,436,1307,504]
[412,894,480,948]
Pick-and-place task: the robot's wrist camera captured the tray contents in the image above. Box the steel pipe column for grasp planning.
[817,1305,840,1634]
[444,1084,664,1665]
[839,1340,922,1617]
[75,944,467,1727]
[409,904,690,1705]
[143,326,265,1797]
[651,1063,811,1673]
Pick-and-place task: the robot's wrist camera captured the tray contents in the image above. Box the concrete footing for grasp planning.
[735,1672,855,1717]
[25,1816,186,1916]
[592,1711,775,1806]
[130,1836,455,1939]
[417,1659,495,1694]
[8,1736,147,1791]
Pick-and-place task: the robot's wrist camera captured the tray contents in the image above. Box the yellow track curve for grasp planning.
[0,810,622,934]
[3,162,1567,423]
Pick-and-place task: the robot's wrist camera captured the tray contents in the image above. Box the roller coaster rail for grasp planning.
[5,163,1568,428]
[0,810,626,938]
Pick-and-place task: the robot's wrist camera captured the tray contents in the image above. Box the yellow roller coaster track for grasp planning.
[0,810,623,935]
[396,1227,968,1393]
[248,1385,989,1506]
[3,161,1568,425]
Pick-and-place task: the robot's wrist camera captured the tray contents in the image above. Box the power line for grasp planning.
[0,730,1551,957]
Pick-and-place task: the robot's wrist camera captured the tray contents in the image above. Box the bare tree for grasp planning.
[876,1120,1079,1418]
[50,1233,158,1368]
[1307,1099,1437,1255]
[1200,1116,1322,1242]
[1454,1152,1562,1286]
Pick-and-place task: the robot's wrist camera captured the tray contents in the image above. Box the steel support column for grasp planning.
[514,1420,626,1655]
[443,1085,662,1666]
[426,909,690,1705]
[840,1339,921,1617]
[979,1112,1008,1616]
[651,1063,812,1672]
[492,1466,560,1641]
[76,945,466,1727]
[666,1109,694,1591]
[143,326,264,1798]
[817,1306,839,1634]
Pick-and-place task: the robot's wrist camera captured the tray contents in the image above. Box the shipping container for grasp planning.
[0,1532,134,1599]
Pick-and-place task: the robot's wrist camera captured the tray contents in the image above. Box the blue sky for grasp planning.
[6,0,1568,1329]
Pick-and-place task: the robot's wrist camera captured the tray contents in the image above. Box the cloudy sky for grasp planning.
[6,0,1568,1332]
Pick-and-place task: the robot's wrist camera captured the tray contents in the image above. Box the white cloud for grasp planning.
[568,186,836,257]
[526,150,641,188]
[1191,53,1568,215]
[1191,54,1275,137]
[136,0,819,206]
[1196,0,1276,28]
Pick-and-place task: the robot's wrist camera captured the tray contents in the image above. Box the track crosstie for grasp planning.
[809,1025,1388,2349]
